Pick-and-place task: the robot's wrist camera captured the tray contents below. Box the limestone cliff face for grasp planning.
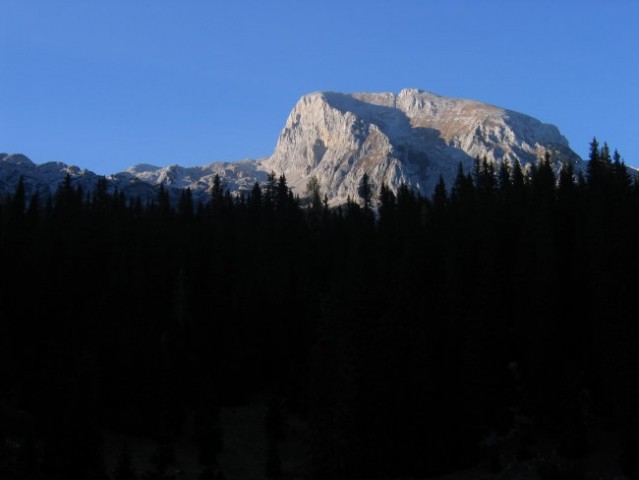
[260,88,581,205]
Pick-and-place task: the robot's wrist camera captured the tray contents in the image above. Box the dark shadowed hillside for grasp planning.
[1,139,638,479]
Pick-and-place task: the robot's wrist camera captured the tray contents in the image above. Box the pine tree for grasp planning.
[157,183,171,217]
[451,162,475,208]
[177,187,193,221]
[497,159,512,192]
[558,161,575,192]
[11,175,26,216]
[511,159,526,191]
[276,174,290,209]
[92,176,110,210]
[586,137,612,191]
[263,171,277,209]
[378,183,397,229]
[249,181,262,215]
[210,174,224,205]
[358,173,372,211]
[55,172,82,215]
[432,175,448,212]
[612,149,631,191]
[533,152,556,198]
[26,191,41,225]
[474,156,496,198]
[305,176,322,211]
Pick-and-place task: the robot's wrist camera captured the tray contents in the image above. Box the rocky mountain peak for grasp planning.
[260,88,581,205]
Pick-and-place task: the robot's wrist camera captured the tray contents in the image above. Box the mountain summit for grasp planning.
[260,88,581,204]
[1,88,583,203]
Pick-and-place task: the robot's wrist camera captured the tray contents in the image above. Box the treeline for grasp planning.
[1,139,639,479]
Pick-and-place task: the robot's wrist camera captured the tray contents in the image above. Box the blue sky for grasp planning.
[2,0,638,175]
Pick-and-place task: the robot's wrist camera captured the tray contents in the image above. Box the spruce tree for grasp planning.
[210,174,224,205]
[305,176,322,211]
[432,175,448,212]
[263,171,277,209]
[497,159,512,192]
[358,173,372,211]
[157,183,171,217]
[276,174,290,209]
[11,175,26,216]
[177,187,193,221]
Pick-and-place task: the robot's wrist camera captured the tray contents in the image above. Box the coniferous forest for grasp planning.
[2,139,639,479]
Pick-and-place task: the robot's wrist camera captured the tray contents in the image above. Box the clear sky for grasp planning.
[2,0,638,175]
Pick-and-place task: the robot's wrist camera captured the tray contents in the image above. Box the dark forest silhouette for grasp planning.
[1,139,639,478]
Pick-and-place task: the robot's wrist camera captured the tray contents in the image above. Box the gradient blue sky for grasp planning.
[2,0,638,175]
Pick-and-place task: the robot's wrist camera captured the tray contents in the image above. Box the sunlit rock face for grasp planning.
[260,88,582,205]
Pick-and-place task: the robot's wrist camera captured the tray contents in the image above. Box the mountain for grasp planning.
[0,153,269,205]
[0,153,104,199]
[261,88,582,205]
[1,88,586,204]
[114,159,269,203]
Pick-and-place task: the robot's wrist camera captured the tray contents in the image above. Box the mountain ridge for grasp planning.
[1,88,594,204]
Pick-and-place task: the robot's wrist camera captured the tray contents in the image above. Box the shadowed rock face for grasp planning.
[260,88,582,205]
[1,88,584,205]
